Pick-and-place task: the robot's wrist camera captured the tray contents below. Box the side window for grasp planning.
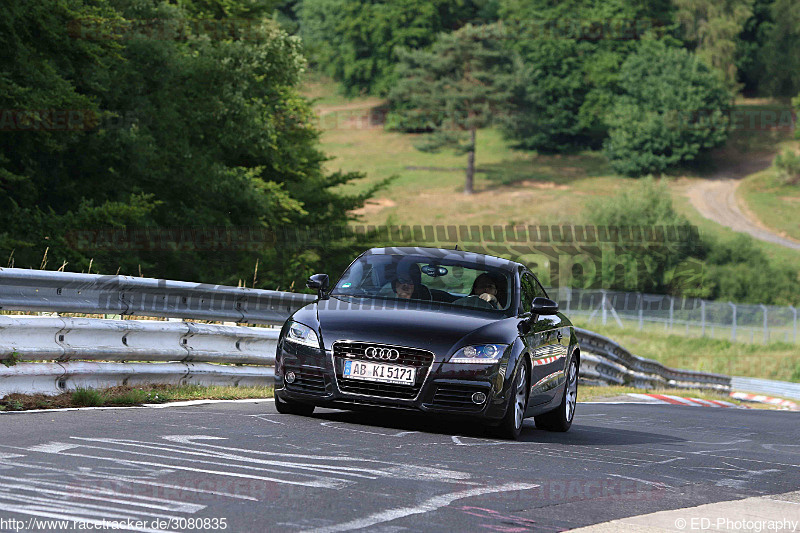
[520,273,536,314]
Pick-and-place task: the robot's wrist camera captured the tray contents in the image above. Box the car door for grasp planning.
[520,271,566,407]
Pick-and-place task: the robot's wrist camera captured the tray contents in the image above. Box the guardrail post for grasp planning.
[701,300,706,337]
[638,293,643,331]
[601,290,607,326]
[791,305,797,344]
[668,296,674,332]
[759,304,768,345]
[729,302,737,342]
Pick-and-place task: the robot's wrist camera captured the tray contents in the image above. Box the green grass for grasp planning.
[574,319,800,382]
[670,178,800,271]
[737,142,800,242]
[71,387,105,407]
[1,384,274,411]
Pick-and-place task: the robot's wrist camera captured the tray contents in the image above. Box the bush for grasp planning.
[584,177,702,293]
[71,388,105,407]
[773,150,800,185]
[603,40,731,177]
[584,179,800,304]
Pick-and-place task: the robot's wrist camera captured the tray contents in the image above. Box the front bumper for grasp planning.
[276,342,513,421]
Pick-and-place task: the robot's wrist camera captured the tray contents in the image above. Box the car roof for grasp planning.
[363,247,523,272]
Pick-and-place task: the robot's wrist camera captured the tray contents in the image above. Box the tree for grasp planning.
[674,0,754,93]
[389,23,513,194]
[734,0,773,96]
[0,0,376,289]
[758,0,800,97]
[298,0,495,96]
[498,0,674,153]
[603,40,731,176]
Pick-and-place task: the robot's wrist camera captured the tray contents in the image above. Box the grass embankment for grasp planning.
[737,144,800,243]
[306,75,800,266]
[573,319,800,382]
[0,384,273,412]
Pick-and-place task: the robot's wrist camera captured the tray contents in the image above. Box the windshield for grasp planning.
[331,254,514,312]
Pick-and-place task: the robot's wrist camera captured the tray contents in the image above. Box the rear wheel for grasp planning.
[490,362,528,440]
[534,358,578,432]
[275,394,315,416]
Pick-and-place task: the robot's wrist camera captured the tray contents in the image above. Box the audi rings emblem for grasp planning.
[365,347,400,361]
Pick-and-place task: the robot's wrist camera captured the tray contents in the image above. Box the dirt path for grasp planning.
[685,153,800,250]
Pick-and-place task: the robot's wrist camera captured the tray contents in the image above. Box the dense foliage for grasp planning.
[298,0,494,96]
[498,0,674,153]
[585,178,800,304]
[0,0,374,287]
[603,40,731,176]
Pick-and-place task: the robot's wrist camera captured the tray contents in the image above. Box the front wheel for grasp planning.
[489,362,528,440]
[534,357,578,432]
[275,394,315,416]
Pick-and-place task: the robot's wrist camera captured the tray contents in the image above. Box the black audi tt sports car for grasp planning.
[274,247,580,439]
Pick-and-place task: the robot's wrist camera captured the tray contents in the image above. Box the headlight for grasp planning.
[449,344,508,364]
[285,321,320,348]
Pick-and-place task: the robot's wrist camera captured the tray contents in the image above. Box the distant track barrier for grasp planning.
[0,267,733,396]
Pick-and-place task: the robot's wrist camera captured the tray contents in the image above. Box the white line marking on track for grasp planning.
[0,456,259,501]
[26,442,81,453]
[0,478,205,514]
[0,503,176,533]
[301,482,540,533]
[9,446,347,489]
[155,435,473,482]
[606,474,678,492]
[70,438,381,480]
[320,421,419,437]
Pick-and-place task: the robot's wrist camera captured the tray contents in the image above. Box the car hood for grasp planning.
[292,297,515,358]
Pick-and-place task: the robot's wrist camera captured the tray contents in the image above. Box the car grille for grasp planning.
[431,384,488,410]
[333,341,434,400]
[284,366,327,395]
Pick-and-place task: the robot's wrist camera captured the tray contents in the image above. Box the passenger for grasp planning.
[391,263,431,300]
[392,276,416,299]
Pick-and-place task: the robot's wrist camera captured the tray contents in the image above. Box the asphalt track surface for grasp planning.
[0,401,799,532]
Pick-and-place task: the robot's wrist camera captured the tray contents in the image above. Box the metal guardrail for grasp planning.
[0,314,278,396]
[575,327,732,391]
[0,267,313,323]
[731,377,800,401]
[0,267,737,396]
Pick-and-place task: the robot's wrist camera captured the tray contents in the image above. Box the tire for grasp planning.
[490,361,528,440]
[275,394,315,416]
[534,357,578,432]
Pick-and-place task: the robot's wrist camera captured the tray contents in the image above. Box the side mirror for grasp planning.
[531,297,558,315]
[306,273,330,299]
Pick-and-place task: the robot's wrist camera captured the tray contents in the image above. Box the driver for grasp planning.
[470,273,501,308]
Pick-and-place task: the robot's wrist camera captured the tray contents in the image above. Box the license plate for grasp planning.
[343,360,416,386]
